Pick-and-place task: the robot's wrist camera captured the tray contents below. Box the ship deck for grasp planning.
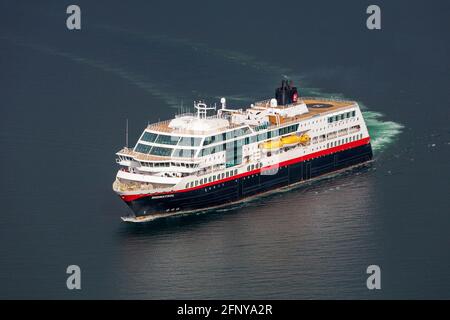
[264,97,356,127]
[146,97,356,135]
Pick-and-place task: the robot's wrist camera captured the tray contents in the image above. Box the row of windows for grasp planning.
[201,143,227,156]
[311,125,361,143]
[200,124,300,157]
[179,136,203,147]
[326,133,363,148]
[134,143,196,158]
[254,122,269,131]
[202,124,299,148]
[246,163,263,171]
[255,124,299,143]
[328,110,356,123]
[203,128,251,146]
[149,146,172,157]
[172,148,196,158]
[135,143,152,154]
[138,124,300,158]
[185,169,239,188]
[141,132,202,147]
[140,162,198,168]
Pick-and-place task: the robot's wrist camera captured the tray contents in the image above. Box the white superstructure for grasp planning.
[113,95,370,197]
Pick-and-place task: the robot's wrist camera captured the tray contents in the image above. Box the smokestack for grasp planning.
[275,79,298,105]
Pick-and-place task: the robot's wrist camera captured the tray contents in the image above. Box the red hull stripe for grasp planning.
[120,137,370,202]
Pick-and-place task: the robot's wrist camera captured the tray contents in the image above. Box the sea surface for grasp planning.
[0,0,449,299]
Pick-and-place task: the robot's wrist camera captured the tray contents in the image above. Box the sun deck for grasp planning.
[268,97,356,122]
[254,97,354,112]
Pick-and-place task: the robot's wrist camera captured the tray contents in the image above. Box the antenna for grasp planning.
[125,118,129,148]
[194,100,216,119]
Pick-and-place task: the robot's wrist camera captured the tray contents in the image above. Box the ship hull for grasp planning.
[120,142,373,220]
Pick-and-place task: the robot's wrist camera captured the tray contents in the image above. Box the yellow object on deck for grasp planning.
[261,133,310,151]
[261,139,284,150]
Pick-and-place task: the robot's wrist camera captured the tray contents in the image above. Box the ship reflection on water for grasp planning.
[115,164,382,299]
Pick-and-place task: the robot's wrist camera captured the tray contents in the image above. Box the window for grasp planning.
[178,137,202,147]
[155,134,179,145]
[173,149,195,158]
[141,132,158,143]
[149,146,172,156]
[203,136,214,146]
[226,172,229,178]
[257,132,269,142]
[204,133,225,146]
[201,143,227,156]
[327,131,337,139]
[135,143,152,154]
[352,111,356,117]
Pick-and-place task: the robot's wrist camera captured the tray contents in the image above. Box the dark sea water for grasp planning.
[0,0,449,299]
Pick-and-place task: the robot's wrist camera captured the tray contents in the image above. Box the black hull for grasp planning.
[124,143,373,218]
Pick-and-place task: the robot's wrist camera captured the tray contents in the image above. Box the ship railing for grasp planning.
[147,119,173,133]
[146,115,240,134]
[117,147,135,155]
[300,96,356,104]
[253,96,357,107]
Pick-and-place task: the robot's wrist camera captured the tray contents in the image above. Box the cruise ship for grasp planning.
[113,80,373,222]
